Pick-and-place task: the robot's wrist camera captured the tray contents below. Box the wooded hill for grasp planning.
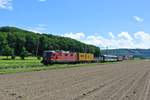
[101,49,150,59]
[0,26,100,57]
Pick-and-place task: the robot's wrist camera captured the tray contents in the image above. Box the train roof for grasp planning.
[44,50,75,53]
[102,55,118,57]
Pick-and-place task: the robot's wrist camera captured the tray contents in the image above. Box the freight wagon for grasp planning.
[78,53,94,62]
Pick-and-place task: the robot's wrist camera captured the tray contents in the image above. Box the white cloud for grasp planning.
[38,0,47,2]
[0,0,13,10]
[108,32,114,38]
[62,31,150,49]
[133,16,144,23]
[134,31,150,48]
[62,32,85,40]
[118,32,133,41]
[27,24,47,34]
[134,31,150,41]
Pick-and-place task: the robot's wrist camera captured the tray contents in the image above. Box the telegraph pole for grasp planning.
[36,36,39,56]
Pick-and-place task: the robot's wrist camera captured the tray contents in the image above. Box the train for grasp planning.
[41,50,125,65]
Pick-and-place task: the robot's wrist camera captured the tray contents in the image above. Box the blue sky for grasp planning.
[0,0,150,49]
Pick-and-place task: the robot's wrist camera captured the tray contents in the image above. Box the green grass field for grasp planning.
[0,56,120,74]
[0,56,42,68]
[0,56,42,74]
[0,56,101,74]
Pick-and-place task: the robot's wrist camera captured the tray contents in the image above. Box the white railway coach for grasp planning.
[102,55,118,62]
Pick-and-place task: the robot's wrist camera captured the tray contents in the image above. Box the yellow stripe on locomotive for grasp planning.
[78,53,94,62]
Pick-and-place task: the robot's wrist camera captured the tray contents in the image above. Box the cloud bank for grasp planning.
[62,31,150,49]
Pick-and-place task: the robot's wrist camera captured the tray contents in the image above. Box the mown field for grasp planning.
[0,56,108,74]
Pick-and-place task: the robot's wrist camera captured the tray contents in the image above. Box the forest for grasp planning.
[0,26,100,58]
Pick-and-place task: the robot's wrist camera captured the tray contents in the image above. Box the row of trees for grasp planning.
[0,26,101,59]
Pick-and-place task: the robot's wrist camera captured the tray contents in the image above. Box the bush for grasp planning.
[11,55,15,59]
[37,56,41,60]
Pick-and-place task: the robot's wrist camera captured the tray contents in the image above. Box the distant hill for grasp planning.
[101,49,150,58]
[0,26,100,56]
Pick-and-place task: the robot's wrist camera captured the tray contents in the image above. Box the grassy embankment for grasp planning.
[0,56,120,74]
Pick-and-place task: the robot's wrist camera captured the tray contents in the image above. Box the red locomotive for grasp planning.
[42,50,77,65]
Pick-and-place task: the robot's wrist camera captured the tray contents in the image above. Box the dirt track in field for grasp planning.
[0,60,150,100]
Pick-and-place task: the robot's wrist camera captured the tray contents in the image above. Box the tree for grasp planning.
[20,47,28,60]
[15,33,26,55]
[25,34,37,56]
[94,47,101,57]
[3,45,14,59]
[0,32,7,55]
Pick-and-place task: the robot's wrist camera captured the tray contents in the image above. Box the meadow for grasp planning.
[0,56,105,74]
